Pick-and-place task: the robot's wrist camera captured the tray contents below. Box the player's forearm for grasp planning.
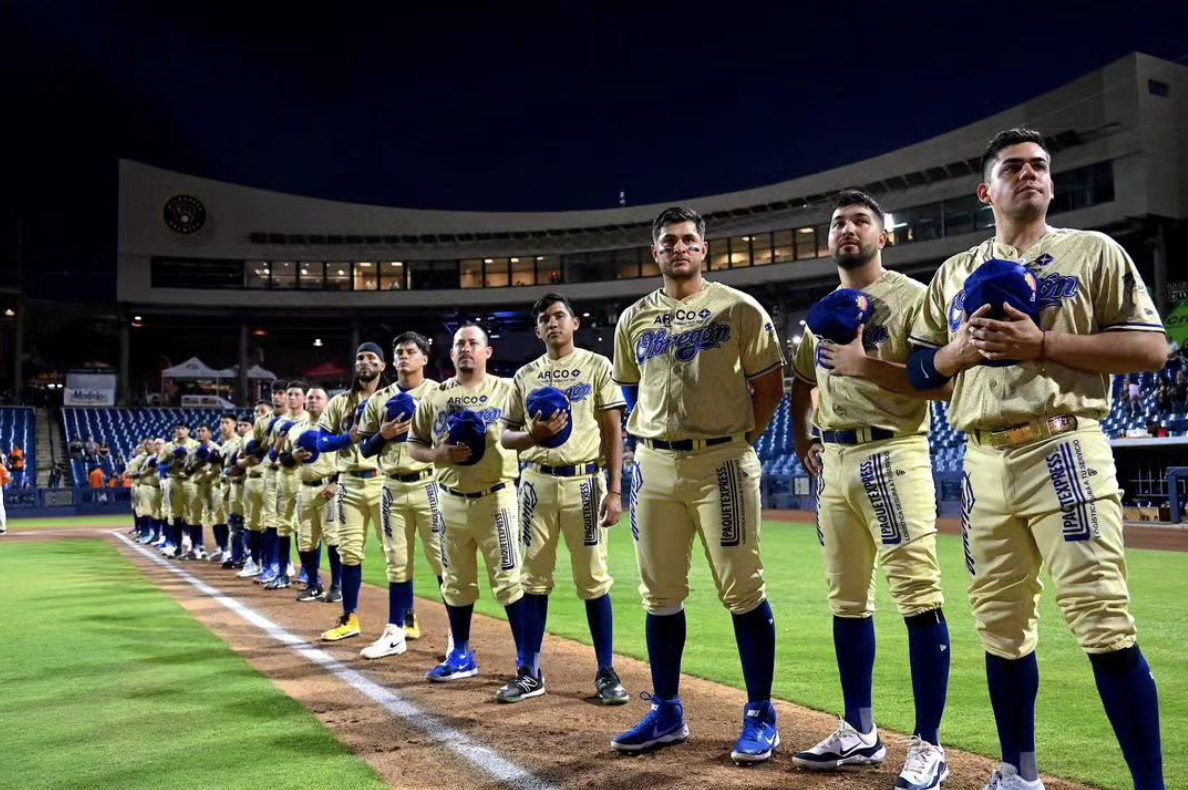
[745,368,785,443]
[790,378,816,455]
[933,341,969,378]
[1044,330,1167,374]
[408,442,435,464]
[862,357,952,400]
[500,429,536,451]
[598,409,624,486]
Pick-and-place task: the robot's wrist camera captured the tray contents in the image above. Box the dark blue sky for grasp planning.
[2,1,1186,298]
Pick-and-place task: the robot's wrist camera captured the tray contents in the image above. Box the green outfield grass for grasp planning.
[367,516,1188,790]
[4,514,136,530]
[1,538,388,790]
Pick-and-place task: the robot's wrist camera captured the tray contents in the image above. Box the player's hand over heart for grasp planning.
[380,416,412,441]
[321,482,337,500]
[293,448,312,463]
[970,303,1044,362]
[528,410,568,444]
[817,325,869,377]
[941,304,992,373]
[437,443,473,465]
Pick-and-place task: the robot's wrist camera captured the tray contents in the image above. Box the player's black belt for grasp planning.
[302,477,329,487]
[531,462,600,477]
[346,469,378,479]
[387,469,434,483]
[641,436,733,452]
[820,428,896,446]
[247,471,264,479]
[440,482,507,499]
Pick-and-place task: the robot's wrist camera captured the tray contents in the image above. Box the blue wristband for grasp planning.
[359,432,386,459]
[621,384,639,412]
[907,347,952,391]
[317,431,354,453]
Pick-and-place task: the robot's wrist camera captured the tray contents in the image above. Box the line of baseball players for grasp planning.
[124,125,1165,790]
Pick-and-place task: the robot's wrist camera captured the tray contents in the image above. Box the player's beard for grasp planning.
[834,240,879,271]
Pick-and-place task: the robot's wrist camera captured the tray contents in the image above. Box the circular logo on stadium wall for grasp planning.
[162,195,206,234]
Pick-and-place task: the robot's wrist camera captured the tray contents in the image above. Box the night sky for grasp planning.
[3,1,1186,300]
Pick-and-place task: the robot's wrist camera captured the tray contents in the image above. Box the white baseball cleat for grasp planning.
[792,718,886,770]
[896,736,948,789]
[981,764,1045,790]
[360,624,407,659]
[236,560,260,578]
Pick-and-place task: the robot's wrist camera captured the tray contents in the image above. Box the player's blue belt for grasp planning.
[345,469,378,479]
[641,436,733,452]
[440,482,507,499]
[387,469,434,483]
[531,462,600,477]
[820,428,895,445]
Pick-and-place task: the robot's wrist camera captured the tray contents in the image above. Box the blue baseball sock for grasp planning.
[187,524,202,548]
[278,535,291,573]
[732,599,776,703]
[503,597,527,666]
[1089,646,1164,790]
[263,528,279,571]
[986,652,1039,781]
[305,543,321,584]
[389,581,413,627]
[834,615,876,734]
[646,610,686,700]
[342,563,362,616]
[519,594,548,675]
[250,531,264,564]
[585,594,614,669]
[446,603,474,655]
[172,520,184,548]
[328,544,343,588]
[906,608,950,745]
[153,519,162,540]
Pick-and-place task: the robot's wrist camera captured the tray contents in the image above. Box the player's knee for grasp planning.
[888,575,944,617]
[338,545,364,566]
[829,599,875,618]
[492,580,522,607]
[1059,594,1136,654]
[443,586,479,608]
[976,622,1038,660]
[721,585,766,615]
[521,572,554,597]
[576,578,612,601]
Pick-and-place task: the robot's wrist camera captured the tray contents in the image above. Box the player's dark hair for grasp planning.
[456,322,490,346]
[286,379,309,392]
[175,421,190,429]
[651,205,706,243]
[531,293,576,323]
[196,423,211,432]
[393,331,431,357]
[255,399,271,407]
[834,190,885,227]
[980,128,1050,181]
[219,412,236,422]
[271,380,288,392]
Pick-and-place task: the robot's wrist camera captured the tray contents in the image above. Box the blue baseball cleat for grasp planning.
[611,694,689,753]
[731,700,780,764]
[255,567,279,585]
[426,649,479,682]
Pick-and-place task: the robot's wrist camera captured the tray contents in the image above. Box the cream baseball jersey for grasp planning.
[612,281,785,440]
[409,375,519,492]
[910,228,1164,432]
[793,270,930,435]
[357,379,439,475]
[318,390,377,472]
[508,348,625,465]
[161,437,199,476]
[281,415,313,471]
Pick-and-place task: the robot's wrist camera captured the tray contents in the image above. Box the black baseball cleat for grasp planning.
[321,585,343,603]
[594,666,630,705]
[295,586,324,603]
[495,667,546,703]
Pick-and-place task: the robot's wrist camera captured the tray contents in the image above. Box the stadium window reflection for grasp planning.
[326,263,351,290]
[299,261,324,289]
[795,227,815,260]
[379,261,405,290]
[752,232,774,266]
[773,230,792,263]
[511,256,536,286]
[461,259,483,288]
[271,261,297,289]
[353,262,378,291]
[708,241,730,271]
[485,258,510,287]
[246,261,270,289]
[730,236,752,268]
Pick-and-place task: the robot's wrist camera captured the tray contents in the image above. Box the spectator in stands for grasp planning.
[47,463,62,489]
[1155,382,1171,414]
[1127,376,1142,415]
[87,464,107,503]
[83,435,97,462]
[9,446,25,489]
[1174,370,1188,409]
[69,436,84,460]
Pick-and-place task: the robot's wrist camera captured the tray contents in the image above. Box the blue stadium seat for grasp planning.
[0,407,36,487]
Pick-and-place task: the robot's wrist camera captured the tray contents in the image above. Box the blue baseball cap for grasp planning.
[385,392,417,443]
[295,429,322,463]
[963,259,1039,367]
[525,386,572,449]
[806,288,874,344]
[446,410,486,467]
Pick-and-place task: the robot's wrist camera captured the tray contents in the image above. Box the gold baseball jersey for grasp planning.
[357,379,439,475]
[295,422,337,483]
[612,282,784,440]
[252,414,274,445]
[160,438,200,477]
[319,391,376,472]
[409,375,519,493]
[508,348,625,465]
[793,270,930,435]
[910,228,1164,432]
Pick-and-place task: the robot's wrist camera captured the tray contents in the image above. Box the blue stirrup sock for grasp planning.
[1089,646,1164,790]
[341,563,363,616]
[732,599,776,703]
[446,603,474,655]
[646,610,686,700]
[986,652,1039,781]
[833,615,876,734]
[585,594,614,669]
[906,608,950,746]
[328,544,343,587]
[389,581,413,627]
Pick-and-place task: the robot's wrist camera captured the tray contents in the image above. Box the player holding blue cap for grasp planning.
[791,190,953,788]
[500,293,628,705]
[909,128,1167,790]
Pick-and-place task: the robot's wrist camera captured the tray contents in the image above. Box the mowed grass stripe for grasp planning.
[366,516,1187,790]
[1,538,390,790]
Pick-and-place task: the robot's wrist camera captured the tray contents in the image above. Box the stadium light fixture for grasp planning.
[799,319,806,326]
[510,257,519,263]
[582,312,591,318]
[793,334,802,343]
[134,315,142,321]
[252,329,267,337]
[313,338,324,347]
[4,308,15,317]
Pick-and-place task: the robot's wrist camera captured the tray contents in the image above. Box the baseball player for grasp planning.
[205,413,237,563]
[256,381,291,584]
[610,206,786,762]
[314,344,387,641]
[237,400,275,578]
[354,331,446,659]
[289,386,337,601]
[0,462,8,535]
[182,423,218,561]
[267,381,311,590]
[500,293,629,705]
[908,128,1166,790]
[409,325,527,690]
[127,442,145,538]
[159,422,200,559]
[790,191,952,787]
[133,439,164,544]
[221,416,253,569]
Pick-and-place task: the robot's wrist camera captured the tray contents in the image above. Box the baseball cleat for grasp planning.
[404,611,422,640]
[360,624,407,659]
[264,574,291,590]
[792,717,886,770]
[321,585,343,604]
[731,700,780,764]
[136,532,155,544]
[594,666,630,705]
[221,557,237,569]
[207,549,224,563]
[897,736,948,789]
[295,586,324,603]
[255,568,278,585]
[191,547,208,561]
[236,560,261,578]
[426,649,479,682]
[611,695,689,753]
[980,764,1045,790]
[296,568,308,585]
[495,667,546,703]
[320,613,361,641]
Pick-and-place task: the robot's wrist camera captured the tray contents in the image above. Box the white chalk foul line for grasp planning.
[113,531,558,790]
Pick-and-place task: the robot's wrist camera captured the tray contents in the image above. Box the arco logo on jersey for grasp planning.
[446,394,490,408]
[652,307,713,326]
[536,369,582,381]
[635,323,732,365]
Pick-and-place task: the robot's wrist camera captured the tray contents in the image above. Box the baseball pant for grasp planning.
[962,425,1136,659]
[168,478,194,522]
[380,477,444,583]
[439,484,523,608]
[229,481,245,518]
[244,474,266,532]
[297,479,336,553]
[519,467,612,600]
[192,482,214,528]
[817,435,943,618]
[335,474,383,566]
[630,441,766,615]
[277,471,301,538]
[135,485,161,520]
[262,467,280,529]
